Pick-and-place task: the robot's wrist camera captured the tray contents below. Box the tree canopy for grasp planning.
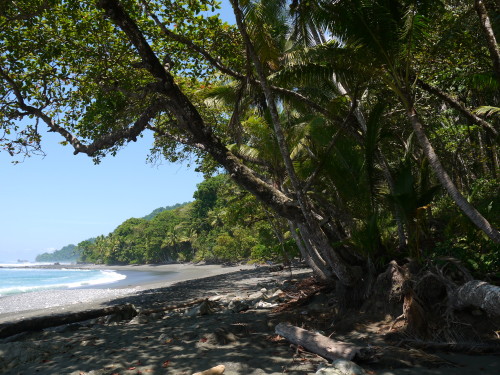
[2,0,499,288]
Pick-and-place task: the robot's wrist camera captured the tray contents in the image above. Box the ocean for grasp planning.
[0,263,127,297]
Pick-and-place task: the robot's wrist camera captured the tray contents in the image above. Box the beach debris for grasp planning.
[275,323,363,361]
[185,300,220,316]
[192,364,225,375]
[255,300,278,309]
[0,304,138,339]
[228,297,250,312]
[158,333,173,343]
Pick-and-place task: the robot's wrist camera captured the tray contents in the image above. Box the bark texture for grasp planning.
[452,280,500,317]
[475,0,500,80]
[275,323,362,361]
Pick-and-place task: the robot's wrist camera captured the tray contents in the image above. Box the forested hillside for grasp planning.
[35,244,83,262]
[141,203,190,221]
[79,175,294,264]
[34,204,191,263]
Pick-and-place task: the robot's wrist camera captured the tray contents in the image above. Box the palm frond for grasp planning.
[473,106,500,117]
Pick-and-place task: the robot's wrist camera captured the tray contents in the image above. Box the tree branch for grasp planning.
[97,0,305,222]
[1,67,167,156]
[417,79,498,137]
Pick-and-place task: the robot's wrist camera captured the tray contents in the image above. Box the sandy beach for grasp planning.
[0,263,255,322]
[0,264,498,375]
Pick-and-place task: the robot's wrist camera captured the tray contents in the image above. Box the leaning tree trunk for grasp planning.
[229,0,362,286]
[475,0,500,80]
[288,221,333,282]
[406,106,500,243]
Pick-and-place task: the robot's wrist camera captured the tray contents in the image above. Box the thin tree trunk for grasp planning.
[407,106,500,243]
[477,131,490,176]
[288,221,332,282]
[379,153,408,249]
[417,79,498,137]
[492,142,500,179]
[333,67,408,248]
[475,0,500,80]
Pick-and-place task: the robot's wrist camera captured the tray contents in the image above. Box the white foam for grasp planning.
[0,269,126,297]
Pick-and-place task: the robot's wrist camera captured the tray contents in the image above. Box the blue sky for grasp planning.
[0,1,235,262]
[0,131,204,262]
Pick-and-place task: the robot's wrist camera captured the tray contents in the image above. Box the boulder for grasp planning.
[316,360,367,375]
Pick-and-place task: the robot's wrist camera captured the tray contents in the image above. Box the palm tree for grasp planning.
[307,0,500,243]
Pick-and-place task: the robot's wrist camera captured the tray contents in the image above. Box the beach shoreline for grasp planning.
[0,263,255,324]
[1,265,498,375]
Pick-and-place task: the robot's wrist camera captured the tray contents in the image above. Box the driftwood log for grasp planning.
[452,280,500,317]
[0,303,137,339]
[275,323,364,361]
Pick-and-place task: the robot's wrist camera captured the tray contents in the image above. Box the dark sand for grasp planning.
[0,264,498,375]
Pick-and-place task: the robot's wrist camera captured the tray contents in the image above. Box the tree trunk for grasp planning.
[475,0,500,80]
[451,280,500,317]
[275,323,363,361]
[229,0,361,286]
[288,221,332,282]
[477,131,490,176]
[491,140,500,179]
[406,107,500,243]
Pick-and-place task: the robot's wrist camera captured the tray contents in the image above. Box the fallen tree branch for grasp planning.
[275,322,365,361]
[0,304,137,339]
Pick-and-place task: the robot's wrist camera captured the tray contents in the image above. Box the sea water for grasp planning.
[0,264,126,297]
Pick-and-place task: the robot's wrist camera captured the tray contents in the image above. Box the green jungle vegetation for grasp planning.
[34,203,189,262]
[77,174,295,264]
[2,0,499,306]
